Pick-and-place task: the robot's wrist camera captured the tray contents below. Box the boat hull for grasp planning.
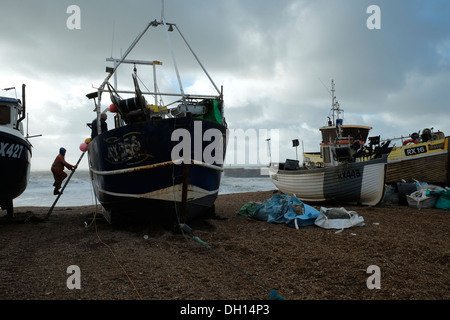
[88,116,227,223]
[269,155,388,206]
[386,137,449,185]
[0,129,32,213]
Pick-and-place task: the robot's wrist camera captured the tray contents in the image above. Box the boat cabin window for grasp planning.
[0,106,11,125]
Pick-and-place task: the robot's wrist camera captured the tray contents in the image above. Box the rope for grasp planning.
[82,124,281,300]
[85,177,143,300]
[180,224,286,300]
[92,215,143,300]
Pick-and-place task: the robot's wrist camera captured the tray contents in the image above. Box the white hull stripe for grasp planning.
[97,183,219,202]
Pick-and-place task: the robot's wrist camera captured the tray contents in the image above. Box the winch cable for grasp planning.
[92,212,143,300]
[84,175,143,300]
[179,223,286,300]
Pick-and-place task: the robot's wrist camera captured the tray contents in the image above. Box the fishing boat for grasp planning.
[86,17,227,224]
[303,125,449,187]
[269,80,390,206]
[0,85,32,217]
[384,128,449,186]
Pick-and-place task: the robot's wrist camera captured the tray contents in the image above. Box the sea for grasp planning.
[13,168,275,207]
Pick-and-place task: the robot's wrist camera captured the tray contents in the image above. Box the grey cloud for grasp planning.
[1,0,449,170]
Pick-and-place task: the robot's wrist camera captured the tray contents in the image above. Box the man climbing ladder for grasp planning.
[51,147,77,195]
[47,147,87,220]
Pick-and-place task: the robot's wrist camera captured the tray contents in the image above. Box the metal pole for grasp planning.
[46,151,87,219]
[153,63,157,105]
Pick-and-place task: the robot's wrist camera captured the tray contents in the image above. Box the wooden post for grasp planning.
[180,163,190,222]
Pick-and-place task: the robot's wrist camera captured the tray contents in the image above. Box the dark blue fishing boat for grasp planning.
[87,18,227,224]
[0,85,32,217]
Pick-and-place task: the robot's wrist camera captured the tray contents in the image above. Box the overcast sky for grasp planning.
[1,0,449,171]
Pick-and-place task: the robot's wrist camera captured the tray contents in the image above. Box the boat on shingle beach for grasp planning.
[384,127,449,186]
[269,80,390,206]
[86,17,227,224]
[0,85,32,217]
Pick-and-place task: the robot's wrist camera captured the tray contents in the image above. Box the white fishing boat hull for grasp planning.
[269,155,387,206]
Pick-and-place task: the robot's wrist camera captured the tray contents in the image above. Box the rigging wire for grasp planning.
[319,78,332,97]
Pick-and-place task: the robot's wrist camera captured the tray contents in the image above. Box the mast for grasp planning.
[331,79,342,126]
[18,84,26,124]
[92,4,222,133]
[331,80,335,126]
[330,79,343,137]
[95,19,160,134]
